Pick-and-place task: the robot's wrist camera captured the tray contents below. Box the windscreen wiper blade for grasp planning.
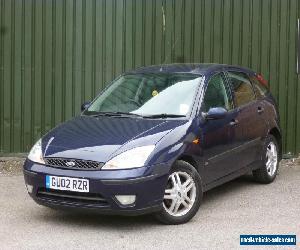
[142,114,186,118]
[90,111,142,118]
[89,112,121,117]
[114,112,143,117]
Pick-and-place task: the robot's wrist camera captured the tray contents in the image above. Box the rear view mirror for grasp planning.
[81,101,91,112]
[203,107,227,120]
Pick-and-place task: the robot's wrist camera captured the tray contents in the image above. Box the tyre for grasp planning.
[155,160,203,225]
[253,135,279,184]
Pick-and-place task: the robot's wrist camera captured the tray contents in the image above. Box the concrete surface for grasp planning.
[0,160,299,250]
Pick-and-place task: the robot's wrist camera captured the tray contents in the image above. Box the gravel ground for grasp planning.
[0,157,25,175]
[0,157,299,250]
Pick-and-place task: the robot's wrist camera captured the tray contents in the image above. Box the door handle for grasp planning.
[257,106,264,114]
[229,119,239,126]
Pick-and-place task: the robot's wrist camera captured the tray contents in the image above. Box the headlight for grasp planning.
[102,145,155,170]
[28,139,45,164]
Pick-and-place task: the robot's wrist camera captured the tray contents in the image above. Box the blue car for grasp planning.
[23,64,281,224]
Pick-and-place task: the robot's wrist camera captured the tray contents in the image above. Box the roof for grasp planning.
[129,63,256,76]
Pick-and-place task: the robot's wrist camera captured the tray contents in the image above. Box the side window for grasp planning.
[250,76,268,99]
[202,73,232,112]
[228,71,255,107]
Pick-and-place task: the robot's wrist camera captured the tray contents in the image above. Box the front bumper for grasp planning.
[23,159,170,215]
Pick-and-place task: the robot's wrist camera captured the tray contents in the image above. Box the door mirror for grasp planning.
[203,107,227,120]
[81,101,91,112]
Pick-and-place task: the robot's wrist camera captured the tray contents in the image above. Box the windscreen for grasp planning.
[86,73,203,117]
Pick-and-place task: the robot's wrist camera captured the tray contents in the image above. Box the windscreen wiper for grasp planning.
[142,114,186,118]
[114,112,143,117]
[90,111,143,118]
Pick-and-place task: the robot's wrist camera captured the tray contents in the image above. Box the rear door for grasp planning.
[226,71,267,169]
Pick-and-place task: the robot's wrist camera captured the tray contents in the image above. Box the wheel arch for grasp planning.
[176,155,199,172]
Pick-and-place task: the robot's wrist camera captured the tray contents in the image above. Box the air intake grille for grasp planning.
[37,188,109,207]
[45,158,103,170]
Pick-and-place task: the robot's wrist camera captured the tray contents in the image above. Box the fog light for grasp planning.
[26,184,33,194]
[115,195,136,206]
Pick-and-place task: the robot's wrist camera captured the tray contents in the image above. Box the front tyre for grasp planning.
[155,160,203,225]
[253,135,279,184]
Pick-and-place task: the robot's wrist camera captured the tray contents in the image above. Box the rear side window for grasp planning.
[228,71,255,107]
[250,76,268,98]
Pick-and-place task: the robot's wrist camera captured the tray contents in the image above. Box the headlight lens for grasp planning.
[102,145,155,170]
[28,139,45,164]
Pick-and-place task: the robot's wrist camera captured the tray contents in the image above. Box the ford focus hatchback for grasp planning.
[23,64,281,224]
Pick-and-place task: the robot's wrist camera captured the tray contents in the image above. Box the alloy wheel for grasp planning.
[163,171,197,217]
[266,141,278,176]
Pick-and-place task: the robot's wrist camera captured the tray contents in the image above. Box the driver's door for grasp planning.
[200,72,238,184]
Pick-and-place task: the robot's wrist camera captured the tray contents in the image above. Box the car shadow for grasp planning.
[39,209,158,228]
[203,173,256,204]
[35,174,257,228]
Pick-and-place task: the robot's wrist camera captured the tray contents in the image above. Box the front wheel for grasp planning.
[253,135,279,184]
[155,160,203,225]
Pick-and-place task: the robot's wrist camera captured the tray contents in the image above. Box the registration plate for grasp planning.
[46,175,89,193]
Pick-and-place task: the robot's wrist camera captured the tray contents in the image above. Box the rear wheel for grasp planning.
[253,135,279,184]
[155,160,203,225]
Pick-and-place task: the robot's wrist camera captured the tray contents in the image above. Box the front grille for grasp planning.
[44,157,104,170]
[37,188,109,207]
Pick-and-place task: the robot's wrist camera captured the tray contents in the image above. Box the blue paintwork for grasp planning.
[205,107,228,120]
[23,63,281,215]
[42,115,184,163]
